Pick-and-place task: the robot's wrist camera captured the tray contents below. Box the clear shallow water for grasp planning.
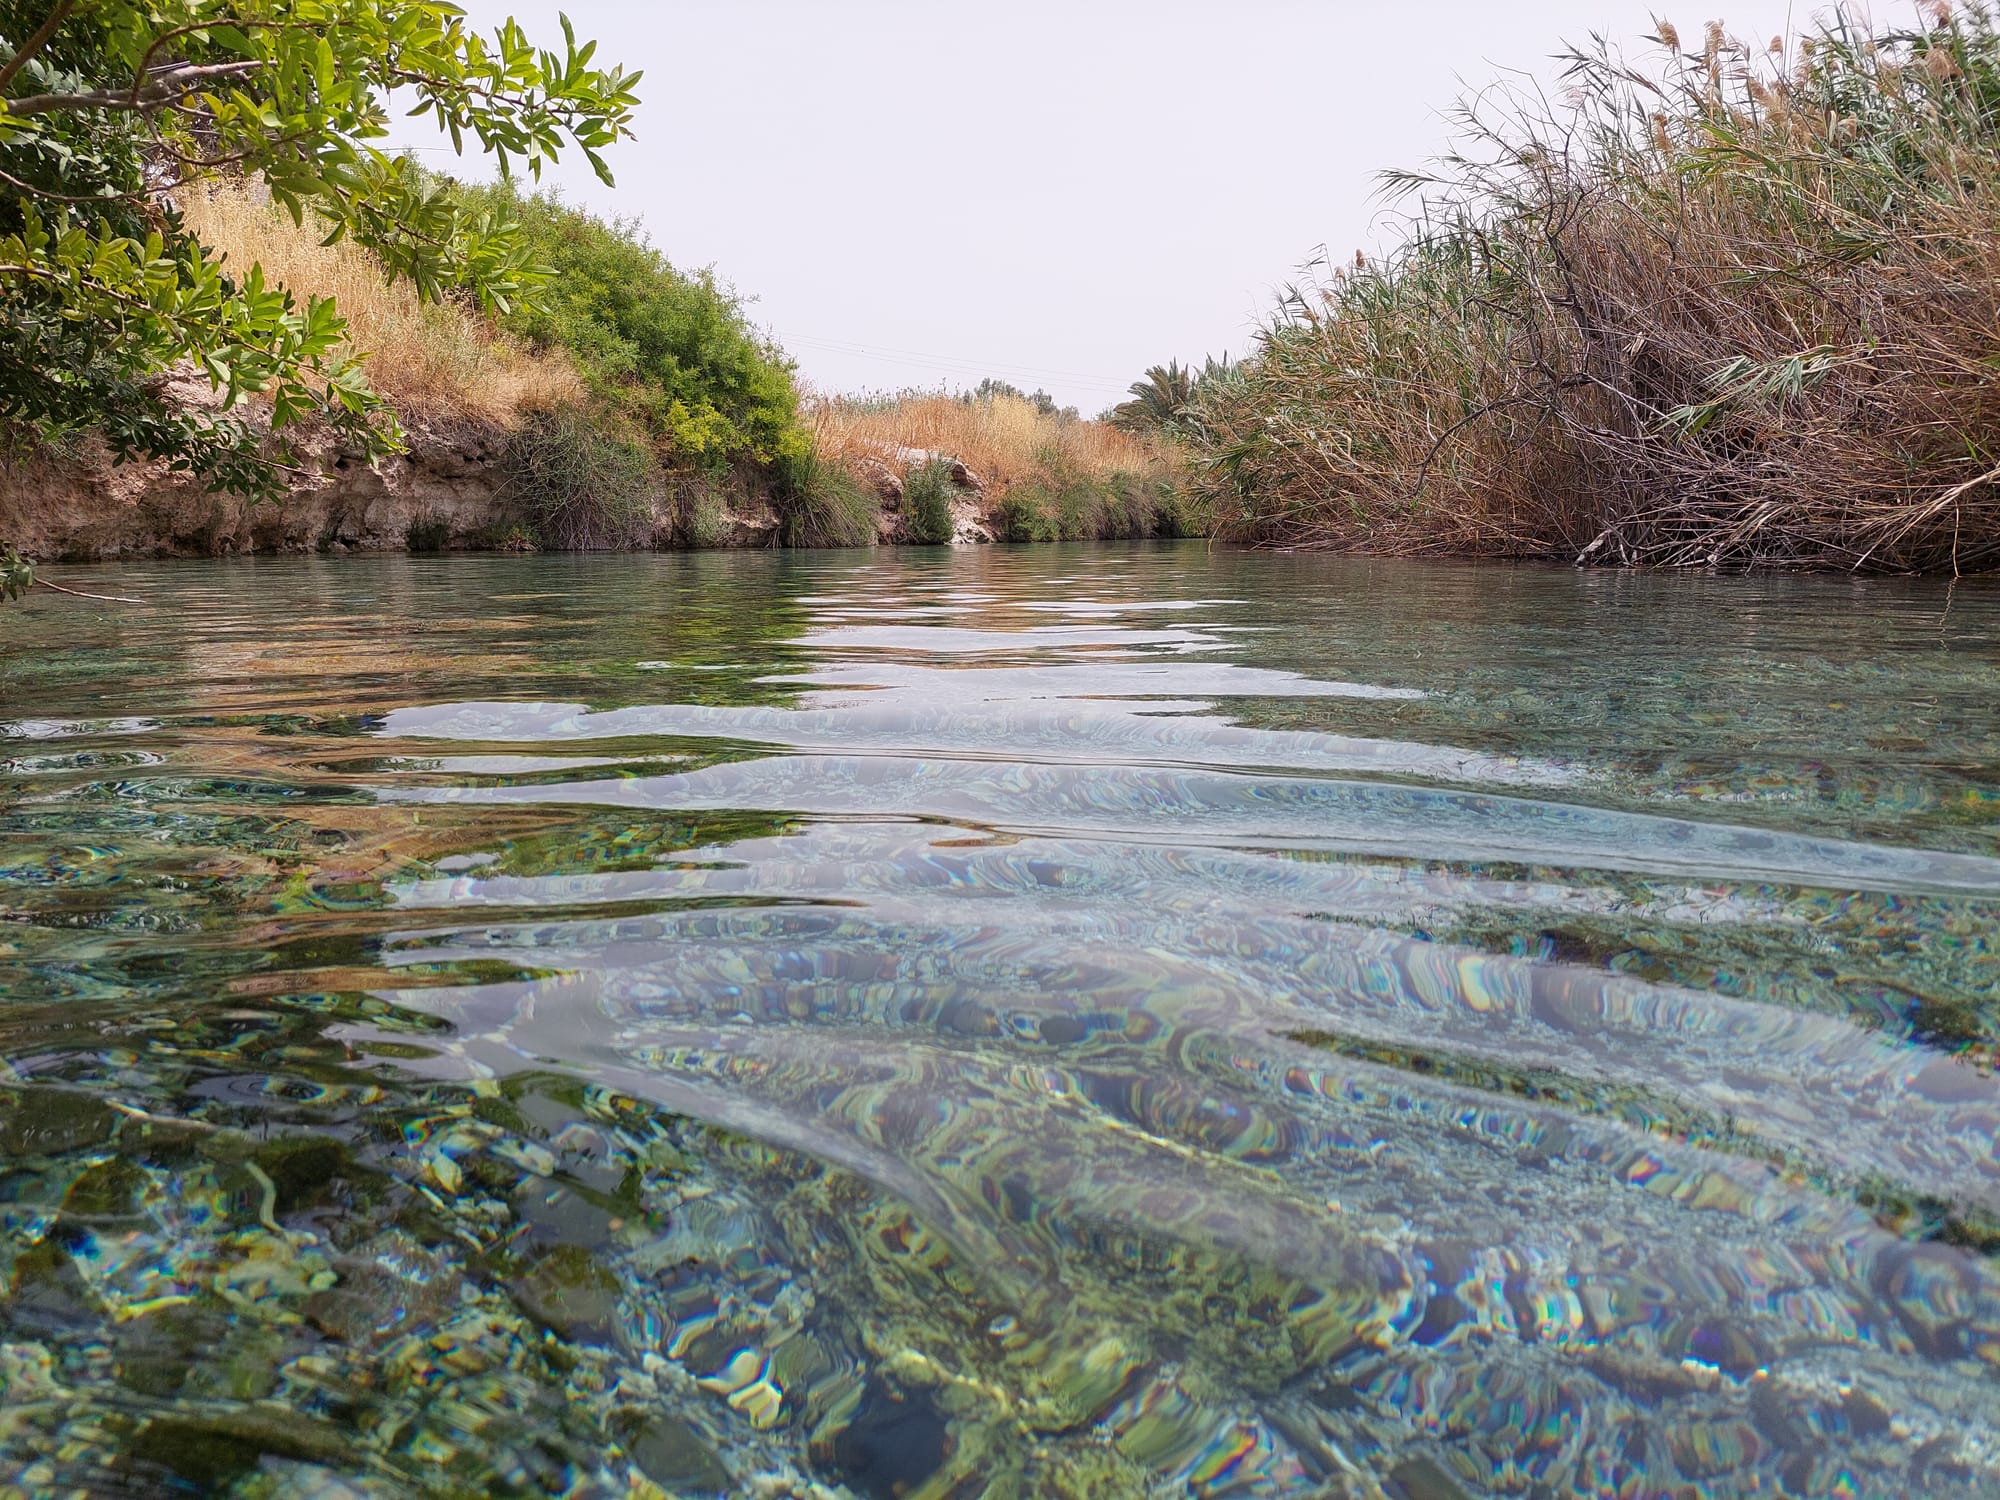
[0,544,1997,1499]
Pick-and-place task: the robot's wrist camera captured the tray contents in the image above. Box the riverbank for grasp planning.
[0,387,1194,561]
[2,183,1191,568]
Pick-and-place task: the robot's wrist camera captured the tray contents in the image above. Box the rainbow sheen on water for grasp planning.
[1,545,1997,1498]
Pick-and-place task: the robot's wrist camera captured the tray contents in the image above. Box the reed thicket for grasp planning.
[1192,5,2000,572]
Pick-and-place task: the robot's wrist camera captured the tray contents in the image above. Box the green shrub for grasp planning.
[1019,448,1115,539]
[404,512,451,554]
[775,445,877,548]
[903,459,958,545]
[458,183,806,473]
[1051,482,1105,540]
[1100,472,1166,539]
[476,522,537,552]
[1156,483,1213,540]
[994,457,1186,541]
[503,407,656,549]
[994,488,1059,542]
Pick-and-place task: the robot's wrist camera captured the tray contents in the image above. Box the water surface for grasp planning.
[2,545,1998,1499]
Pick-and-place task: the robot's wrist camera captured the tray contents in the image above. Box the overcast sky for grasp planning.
[430,1,1813,413]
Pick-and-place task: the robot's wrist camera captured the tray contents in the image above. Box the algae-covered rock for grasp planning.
[0,1087,114,1157]
[253,1135,357,1215]
[59,1156,153,1222]
[6,1238,101,1330]
[127,1406,350,1491]
[112,1301,233,1399]
[512,1243,623,1343]
[1388,1455,1473,1500]
[1026,1334,1145,1432]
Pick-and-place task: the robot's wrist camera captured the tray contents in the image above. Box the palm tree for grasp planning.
[1108,361,1199,432]
[1106,357,1238,434]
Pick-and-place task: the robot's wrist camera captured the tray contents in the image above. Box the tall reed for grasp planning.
[1194,5,2000,572]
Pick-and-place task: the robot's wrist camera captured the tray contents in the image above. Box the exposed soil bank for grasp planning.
[3,417,512,562]
[0,419,1016,562]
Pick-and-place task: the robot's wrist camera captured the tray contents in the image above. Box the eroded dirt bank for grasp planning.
[1,420,1019,561]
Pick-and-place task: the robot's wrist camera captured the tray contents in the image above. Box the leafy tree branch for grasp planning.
[0,0,642,603]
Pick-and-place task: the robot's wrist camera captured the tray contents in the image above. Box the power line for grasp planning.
[781,334,1132,395]
[784,332,1127,384]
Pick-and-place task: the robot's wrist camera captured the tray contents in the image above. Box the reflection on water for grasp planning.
[1,545,1997,1498]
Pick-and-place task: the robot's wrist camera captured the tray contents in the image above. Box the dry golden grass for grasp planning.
[809,391,1173,493]
[183,184,581,426]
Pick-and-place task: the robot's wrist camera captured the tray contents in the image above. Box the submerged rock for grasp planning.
[1388,1455,1473,1500]
[0,1088,114,1158]
[614,1408,733,1495]
[823,1380,951,1500]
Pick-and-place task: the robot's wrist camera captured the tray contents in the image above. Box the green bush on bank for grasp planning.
[672,476,735,550]
[458,183,806,474]
[991,450,1200,542]
[456,182,886,551]
[404,513,452,554]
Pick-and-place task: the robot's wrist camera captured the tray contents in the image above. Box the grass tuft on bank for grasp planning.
[1191,5,2000,573]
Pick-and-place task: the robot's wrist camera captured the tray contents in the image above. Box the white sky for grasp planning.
[425,1,1813,413]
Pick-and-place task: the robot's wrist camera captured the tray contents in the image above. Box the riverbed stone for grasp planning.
[512,1244,623,1344]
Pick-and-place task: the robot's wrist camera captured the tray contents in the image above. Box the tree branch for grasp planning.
[129,16,322,104]
[34,577,141,604]
[0,0,80,97]
[5,59,263,117]
[0,164,143,202]
[0,260,160,317]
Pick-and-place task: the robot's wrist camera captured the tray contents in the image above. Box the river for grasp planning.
[1,543,1997,1498]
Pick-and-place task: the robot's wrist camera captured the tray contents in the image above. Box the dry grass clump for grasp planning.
[1193,4,2000,573]
[810,389,1201,540]
[183,184,581,426]
[808,394,1200,540]
[812,390,1172,494]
